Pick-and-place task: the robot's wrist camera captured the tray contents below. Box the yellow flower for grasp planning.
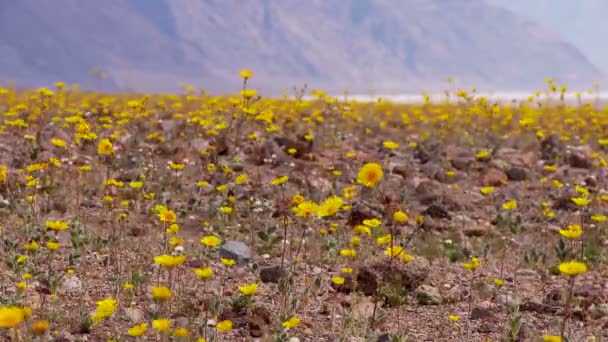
[128,181,143,189]
[235,173,248,185]
[339,248,357,257]
[448,315,460,322]
[154,255,186,268]
[78,165,92,172]
[357,163,383,187]
[353,225,371,236]
[317,196,343,217]
[462,257,480,271]
[575,185,589,196]
[165,224,179,235]
[169,162,185,171]
[480,187,495,196]
[351,236,361,246]
[152,286,172,301]
[293,200,319,217]
[475,150,491,160]
[0,165,6,183]
[220,258,236,267]
[16,282,27,292]
[343,185,357,199]
[216,320,233,332]
[32,319,49,335]
[158,209,177,223]
[128,322,148,337]
[383,141,399,150]
[152,318,171,333]
[558,261,588,276]
[24,240,39,251]
[241,89,257,99]
[173,327,189,337]
[193,267,213,280]
[220,206,233,214]
[45,220,68,231]
[123,283,134,290]
[0,306,24,328]
[97,138,114,156]
[50,138,67,148]
[200,235,222,248]
[376,234,393,245]
[502,200,517,210]
[394,210,409,224]
[363,218,382,228]
[493,278,504,287]
[271,175,289,186]
[543,164,557,172]
[331,276,345,285]
[340,267,353,274]
[542,335,562,342]
[282,316,301,329]
[239,69,253,79]
[17,255,28,264]
[571,197,591,207]
[591,215,607,222]
[559,224,582,239]
[385,246,404,258]
[92,298,117,322]
[238,283,259,296]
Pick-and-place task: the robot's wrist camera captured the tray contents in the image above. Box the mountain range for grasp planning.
[0,0,604,94]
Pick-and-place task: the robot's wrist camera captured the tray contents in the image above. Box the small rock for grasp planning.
[62,276,82,293]
[423,204,450,219]
[356,267,379,295]
[495,293,520,309]
[590,303,608,319]
[470,306,494,320]
[540,135,562,161]
[415,285,442,305]
[288,338,301,342]
[260,266,287,284]
[353,298,375,320]
[123,307,144,323]
[358,256,430,294]
[388,162,410,179]
[481,168,508,186]
[463,223,490,237]
[415,180,442,204]
[174,316,189,327]
[478,322,497,333]
[219,241,251,265]
[451,156,473,170]
[506,167,528,181]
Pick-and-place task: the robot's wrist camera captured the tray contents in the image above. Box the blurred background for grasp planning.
[0,0,606,95]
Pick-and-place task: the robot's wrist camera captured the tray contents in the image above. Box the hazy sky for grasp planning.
[488,0,608,74]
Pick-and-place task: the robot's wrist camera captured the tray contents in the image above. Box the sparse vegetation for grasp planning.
[0,75,606,341]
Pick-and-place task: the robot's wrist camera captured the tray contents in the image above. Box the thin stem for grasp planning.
[560,276,576,338]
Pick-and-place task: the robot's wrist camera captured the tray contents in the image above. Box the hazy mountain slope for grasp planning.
[487,0,608,75]
[0,0,602,93]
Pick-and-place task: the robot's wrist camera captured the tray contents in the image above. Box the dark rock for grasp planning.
[477,323,497,333]
[219,241,251,265]
[415,285,442,305]
[415,180,442,205]
[506,167,528,181]
[540,135,562,161]
[260,266,287,284]
[470,306,494,320]
[481,168,508,186]
[568,151,592,169]
[356,267,379,296]
[358,256,430,293]
[423,204,450,219]
[451,157,473,170]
